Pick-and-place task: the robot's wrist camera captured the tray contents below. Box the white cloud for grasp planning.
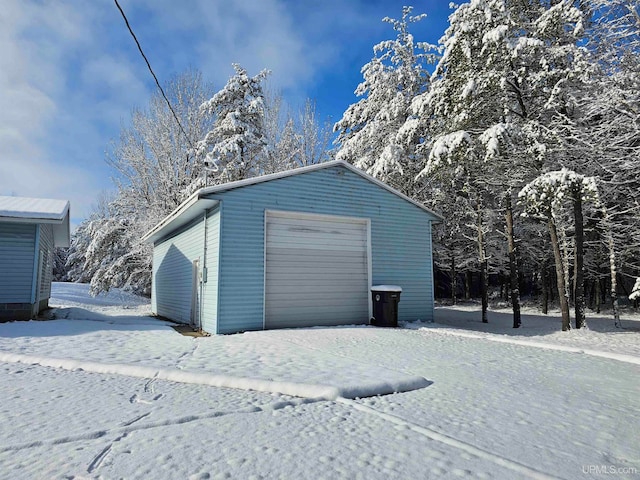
[125,0,314,92]
[0,2,57,145]
[0,1,142,221]
[78,54,149,126]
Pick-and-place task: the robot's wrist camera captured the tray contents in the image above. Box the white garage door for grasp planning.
[264,210,370,329]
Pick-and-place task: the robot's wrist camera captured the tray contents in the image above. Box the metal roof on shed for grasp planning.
[0,195,71,247]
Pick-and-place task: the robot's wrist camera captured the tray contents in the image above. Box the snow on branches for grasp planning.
[198,64,271,183]
[331,0,638,325]
[518,168,599,219]
[420,130,471,178]
[334,6,436,191]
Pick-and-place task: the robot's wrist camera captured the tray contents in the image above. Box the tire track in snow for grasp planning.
[129,373,163,404]
[87,431,130,474]
[143,375,157,393]
[337,398,561,480]
[86,442,113,473]
[0,399,320,455]
[121,412,151,427]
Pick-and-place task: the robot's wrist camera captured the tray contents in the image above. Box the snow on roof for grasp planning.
[143,160,443,244]
[0,195,69,221]
[0,195,71,247]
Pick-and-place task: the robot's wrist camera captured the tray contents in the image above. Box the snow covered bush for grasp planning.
[630,278,640,301]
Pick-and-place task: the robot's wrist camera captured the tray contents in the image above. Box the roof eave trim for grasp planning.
[141,194,219,244]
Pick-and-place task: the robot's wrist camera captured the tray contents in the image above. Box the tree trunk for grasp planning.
[450,250,457,305]
[560,225,572,307]
[572,186,586,329]
[503,275,509,302]
[611,271,621,328]
[505,194,521,328]
[548,219,571,331]
[595,278,601,314]
[465,271,472,300]
[601,207,621,327]
[541,263,549,315]
[480,258,489,323]
[478,206,489,323]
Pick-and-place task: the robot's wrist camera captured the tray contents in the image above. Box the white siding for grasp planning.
[264,211,369,329]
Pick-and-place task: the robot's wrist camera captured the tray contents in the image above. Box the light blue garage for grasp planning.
[142,160,442,334]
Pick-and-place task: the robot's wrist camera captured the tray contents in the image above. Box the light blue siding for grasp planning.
[152,217,204,324]
[201,205,220,334]
[0,223,36,303]
[206,165,437,334]
[38,224,55,302]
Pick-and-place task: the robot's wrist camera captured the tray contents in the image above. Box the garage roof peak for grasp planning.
[143,160,442,244]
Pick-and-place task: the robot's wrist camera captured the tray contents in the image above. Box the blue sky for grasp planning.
[1,0,452,226]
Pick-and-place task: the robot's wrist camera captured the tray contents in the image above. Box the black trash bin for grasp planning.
[370,285,402,327]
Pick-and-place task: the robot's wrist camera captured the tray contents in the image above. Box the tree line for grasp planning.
[333,1,640,330]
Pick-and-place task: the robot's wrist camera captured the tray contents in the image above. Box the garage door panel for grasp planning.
[268,227,366,240]
[265,211,369,329]
[268,220,366,243]
[269,216,367,231]
[265,262,366,274]
[267,281,370,300]
[269,224,366,238]
[266,275,368,283]
[266,298,368,311]
[265,303,368,320]
[266,250,366,263]
[266,279,367,291]
[268,228,364,242]
[267,237,367,252]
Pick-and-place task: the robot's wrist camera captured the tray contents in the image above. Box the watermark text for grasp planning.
[583,465,638,475]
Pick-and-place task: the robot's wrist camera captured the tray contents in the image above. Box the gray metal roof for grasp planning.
[0,195,71,247]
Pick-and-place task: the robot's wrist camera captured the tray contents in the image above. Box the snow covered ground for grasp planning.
[0,283,638,479]
[420,302,640,362]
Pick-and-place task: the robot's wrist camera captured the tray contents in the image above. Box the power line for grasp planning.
[113,0,195,150]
